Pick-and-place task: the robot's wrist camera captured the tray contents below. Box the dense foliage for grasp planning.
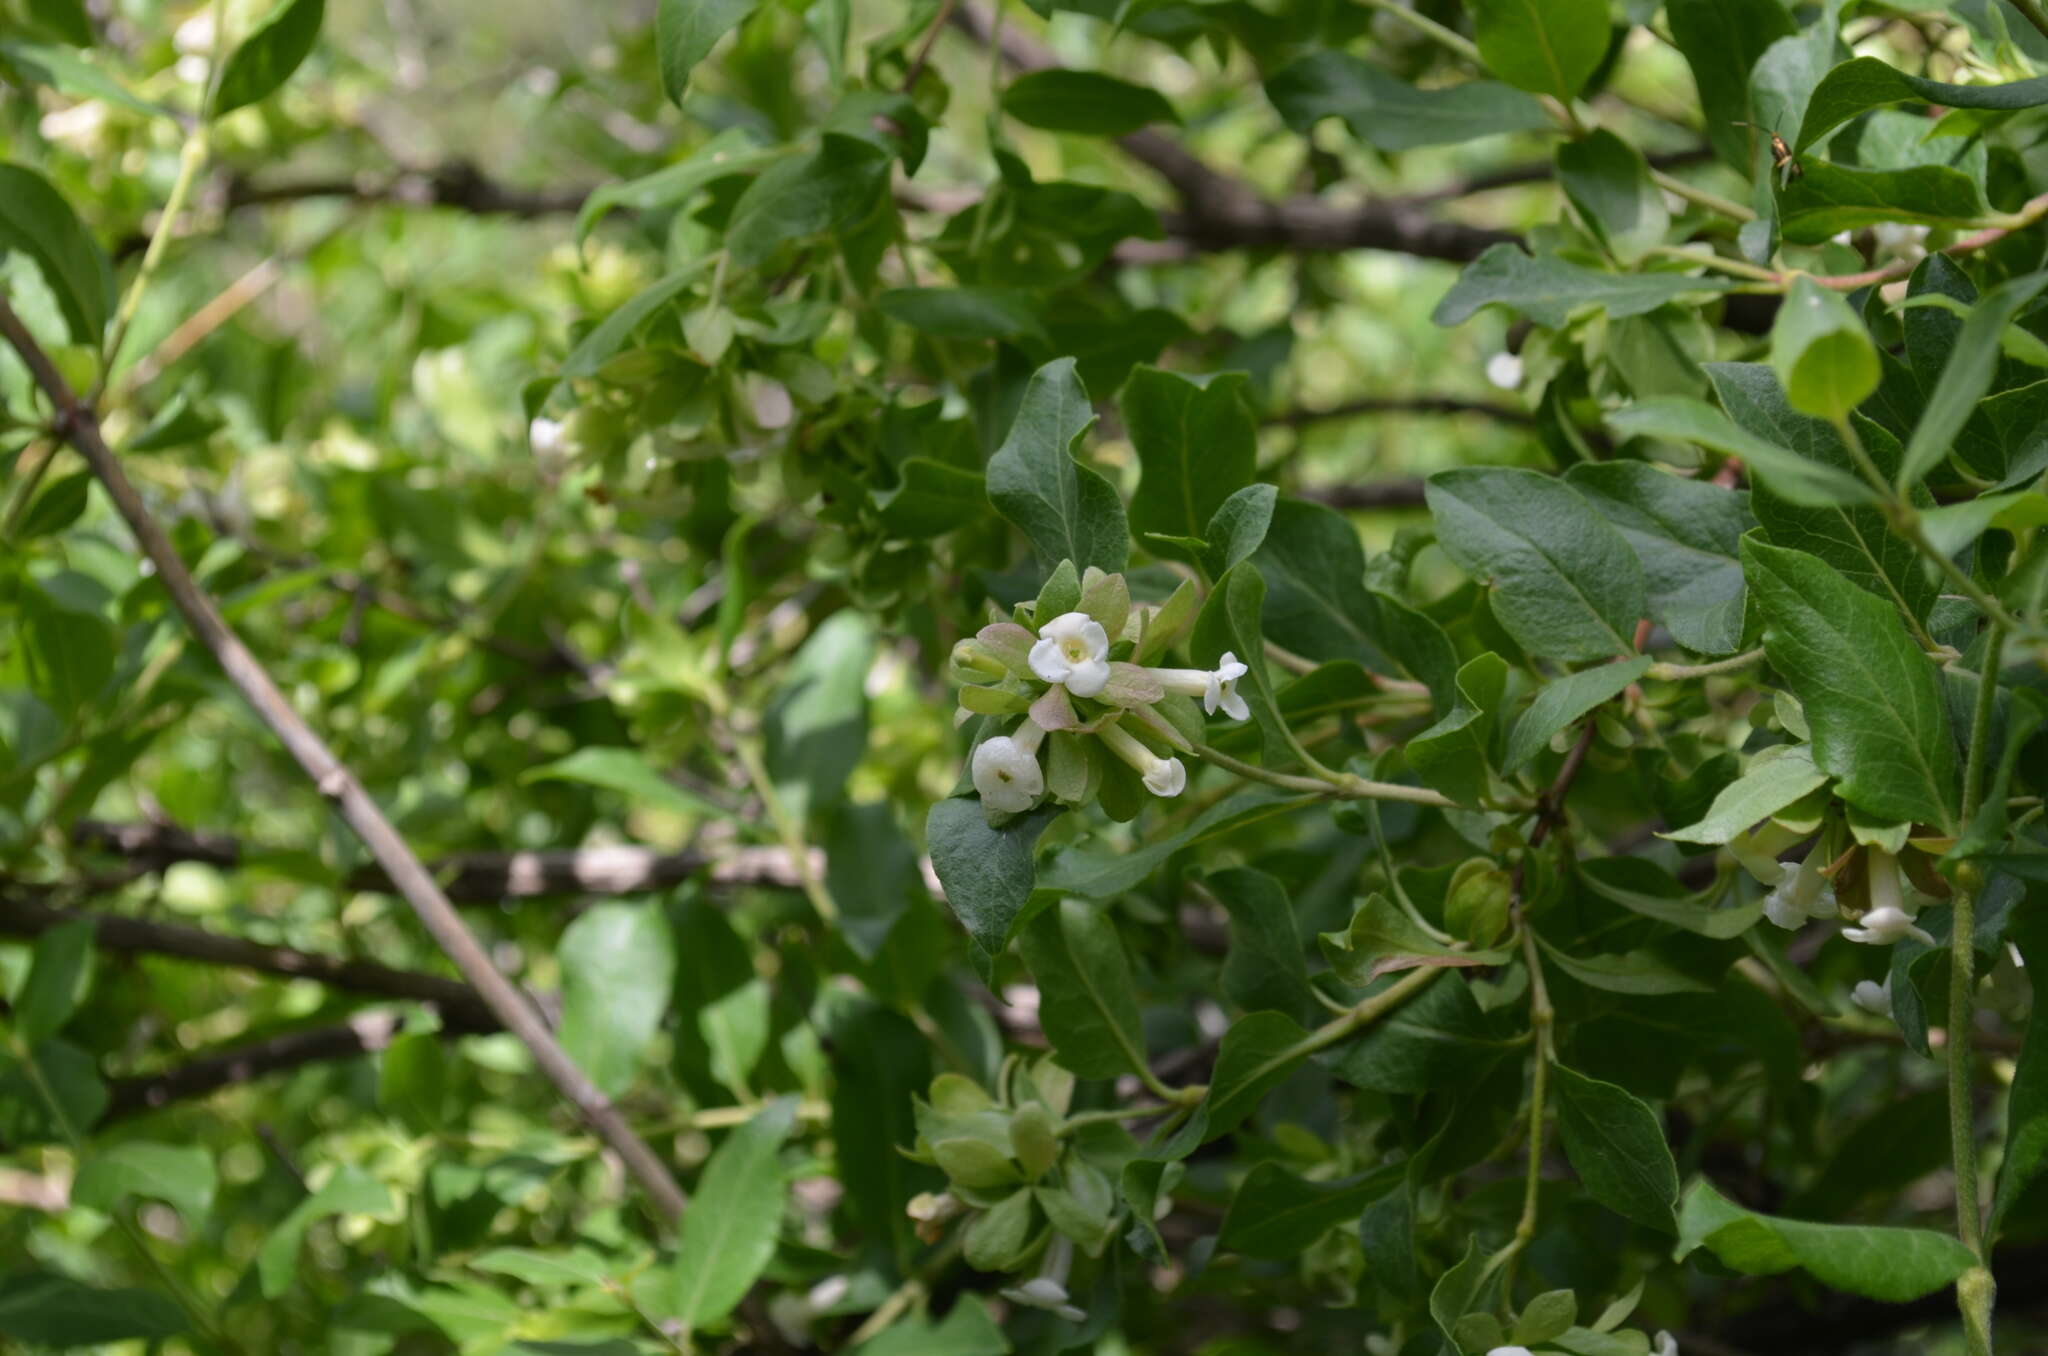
[4,0,2048,1353]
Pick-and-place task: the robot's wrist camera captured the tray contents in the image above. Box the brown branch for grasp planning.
[0,294,689,1227]
[1297,479,1428,511]
[68,818,813,900]
[1402,145,1715,205]
[1269,396,1536,428]
[0,892,495,1025]
[103,1008,497,1121]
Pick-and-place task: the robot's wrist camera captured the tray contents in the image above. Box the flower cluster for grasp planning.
[949,562,1249,821]
[1737,832,1937,949]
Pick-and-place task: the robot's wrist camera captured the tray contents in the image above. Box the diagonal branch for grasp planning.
[0,294,690,1228]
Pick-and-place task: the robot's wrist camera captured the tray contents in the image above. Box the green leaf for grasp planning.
[1663,743,1828,844]
[1407,652,1508,808]
[1552,1063,1680,1232]
[0,40,173,118]
[551,261,712,399]
[1675,1180,1974,1301]
[1124,366,1256,561]
[212,0,324,116]
[72,1142,217,1226]
[1000,70,1178,135]
[928,798,1063,980]
[656,0,760,104]
[1434,244,1731,329]
[876,457,987,537]
[574,128,780,247]
[1217,1160,1404,1259]
[24,0,92,45]
[1323,973,1503,1094]
[1707,363,1937,620]
[558,903,675,1097]
[1899,270,2048,489]
[727,133,892,268]
[1771,276,1879,423]
[1557,130,1669,263]
[13,916,93,1041]
[20,587,114,720]
[658,1098,797,1326]
[1564,461,1754,655]
[1538,936,1714,995]
[0,162,113,343]
[524,746,726,819]
[850,1295,1009,1356]
[1429,1235,1497,1348]
[1204,1010,1311,1139]
[1741,536,1957,830]
[0,1273,186,1345]
[764,610,874,821]
[1208,868,1316,1027]
[1039,786,1309,900]
[258,1167,393,1298]
[1320,894,1511,984]
[1202,483,1276,578]
[126,388,224,451]
[1266,51,1549,151]
[1248,497,1396,673]
[1666,0,1797,168]
[1427,467,1644,663]
[986,357,1129,574]
[876,286,1047,342]
[0,1039,106,1146]
[1798,56,2048,152]
[1468,0,1609,100]
[1503,657,1651,775]
[1018,899,1150,1080]
[1992,913,2048,1232]
[1607,394,1875,508]
[825,800,922,961]
[1776,159,1988,245]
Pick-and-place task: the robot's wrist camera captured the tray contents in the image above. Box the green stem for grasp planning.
[1190,740,1459,808]
[1490,922,1555,1296]
[1645,647,1766,681]
[97,127,212,406]
[1650,167,1757,222]
[2007,0,2048,43]
[1356,0,1482,64]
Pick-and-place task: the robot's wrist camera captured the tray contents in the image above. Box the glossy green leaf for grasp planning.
[1266,51,1549,150]
[1666,0,1797,167]
[1798,56,2048,151]
[987,357,1128,574]
[1776,159,1988,245]
[1538,936,1714,994]
[1209,867,1317,1026]
[1001,70,1178,135]
[658,1098,797,1325]
[1407,651,1508,808]
[1018,899,1150,1080]
[212,0,325,116]
[656,0,760,104]
[927,798,1063,980]
[1553,1063,1680,1232]
[1741,537,1957,830]
[1427,467,1644,662]
[1607,394,1875,508]
[1204,1010,1311,1139]
[1217,1160,1404,1259]
[1663,743,1828,844]
[1557,130,1669,262]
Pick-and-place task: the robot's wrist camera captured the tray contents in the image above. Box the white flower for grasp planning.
[1000,1276,1087,1323]
[1872,222,1930,259]
[1485,352,1524,389]
[529,417,564,459]
[1485,1348,1536,1356]
[1851,976,1893,1018]
[1205,652,1250,720]
[1762,848,1836,929]
[1142,654,1250,721]
[1100,721,1186,799]
[1843,905,1936,947]
[972,724,1046,813]
[1028,612,1111,698]
[1653,1333,1679,1356]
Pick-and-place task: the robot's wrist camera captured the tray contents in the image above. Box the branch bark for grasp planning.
[0,295,689,1228]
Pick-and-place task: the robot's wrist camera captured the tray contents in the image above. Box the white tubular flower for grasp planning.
[1485,1348,1536,1356]
[1029,612,1112,698]
[1100,722,1187,799]
[1486,352,1524,390]
[972,722,1047,813]
[1843,905,1936,947]
[529,416,565,459]
[1851,976,1893,1018]
[1652,1333,1679,1356]
[1206,652,1250,720]
[999,1276,1087,1324]
[1141,653,1251,721]
[1761,846,1836,929]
